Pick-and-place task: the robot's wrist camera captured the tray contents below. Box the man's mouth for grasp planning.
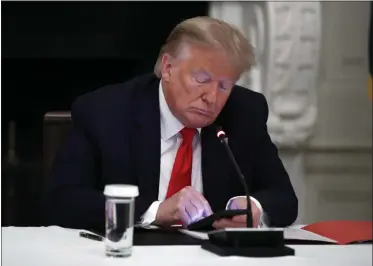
[190,107,213,117]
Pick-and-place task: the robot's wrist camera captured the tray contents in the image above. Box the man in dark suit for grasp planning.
[45,16,298,233]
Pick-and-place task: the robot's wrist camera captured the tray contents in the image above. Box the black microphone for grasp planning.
[199,126,295,258]
[215,126,253,228]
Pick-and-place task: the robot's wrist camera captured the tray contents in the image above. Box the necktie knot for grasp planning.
[180,127,196,143]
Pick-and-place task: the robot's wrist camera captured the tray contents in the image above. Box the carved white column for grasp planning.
[209,2,322,224]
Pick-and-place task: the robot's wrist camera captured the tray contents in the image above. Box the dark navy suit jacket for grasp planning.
[44,73,298,233]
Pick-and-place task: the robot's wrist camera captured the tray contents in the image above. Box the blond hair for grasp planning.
[153,16,255,78]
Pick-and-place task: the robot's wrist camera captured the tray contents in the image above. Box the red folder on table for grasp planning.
[301,220,373,245]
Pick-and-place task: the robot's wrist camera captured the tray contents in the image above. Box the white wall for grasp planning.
[302,2,372,223]
[209,1,372,224]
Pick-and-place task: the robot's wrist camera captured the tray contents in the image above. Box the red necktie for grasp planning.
[165,128,196,199]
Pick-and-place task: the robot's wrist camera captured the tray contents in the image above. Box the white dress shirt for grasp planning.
[140,81,266,227]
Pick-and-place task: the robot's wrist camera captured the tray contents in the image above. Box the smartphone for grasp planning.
[187,209,247,231]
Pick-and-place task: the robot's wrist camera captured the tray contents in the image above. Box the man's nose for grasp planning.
[201,82,219,105]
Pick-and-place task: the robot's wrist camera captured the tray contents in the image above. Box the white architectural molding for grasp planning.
[209,2,322,148]
[210,1,372,225]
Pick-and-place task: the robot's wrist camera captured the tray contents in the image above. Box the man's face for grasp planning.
[161,44,240,128]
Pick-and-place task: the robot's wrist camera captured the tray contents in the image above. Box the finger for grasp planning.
[213,219,235,229]
[226,221,246,228]
[213,218,245,229]
[178,192,207,225]
[250,202,261,228]
[177,198,192,226]
[180,187,211,219]
[232,214,260,228]
[179,188,205,222]
[185,200,200,223]
[179,210,191,227]
[212,219,228,229]
[186,193,205,219]
[188,188,213,216]
[252,211,261,228]
[212,220,221,229]
[232,215,246,223]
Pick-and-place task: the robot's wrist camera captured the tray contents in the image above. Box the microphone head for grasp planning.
[215,126,227,140]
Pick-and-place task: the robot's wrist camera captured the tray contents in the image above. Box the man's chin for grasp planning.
[182,114,215,129]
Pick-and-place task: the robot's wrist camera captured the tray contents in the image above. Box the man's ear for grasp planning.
[160,54,173,82]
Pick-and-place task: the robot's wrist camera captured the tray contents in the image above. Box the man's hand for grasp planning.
[212,197,261,229]
[155,186,213,227]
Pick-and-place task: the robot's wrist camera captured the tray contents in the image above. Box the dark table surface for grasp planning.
[133,227,205,246]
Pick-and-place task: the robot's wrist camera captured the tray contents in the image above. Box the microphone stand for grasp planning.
[219,136,253,228]
[200,127,295,257]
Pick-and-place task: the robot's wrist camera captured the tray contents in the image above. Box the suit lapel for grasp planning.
[131,75,161,203]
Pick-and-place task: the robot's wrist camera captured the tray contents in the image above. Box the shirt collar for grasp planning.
[159,81,201,141]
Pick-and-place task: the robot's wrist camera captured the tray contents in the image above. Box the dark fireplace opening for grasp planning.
[1,1,208,226]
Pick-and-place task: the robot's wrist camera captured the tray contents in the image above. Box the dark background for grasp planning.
[1,1,208,226]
